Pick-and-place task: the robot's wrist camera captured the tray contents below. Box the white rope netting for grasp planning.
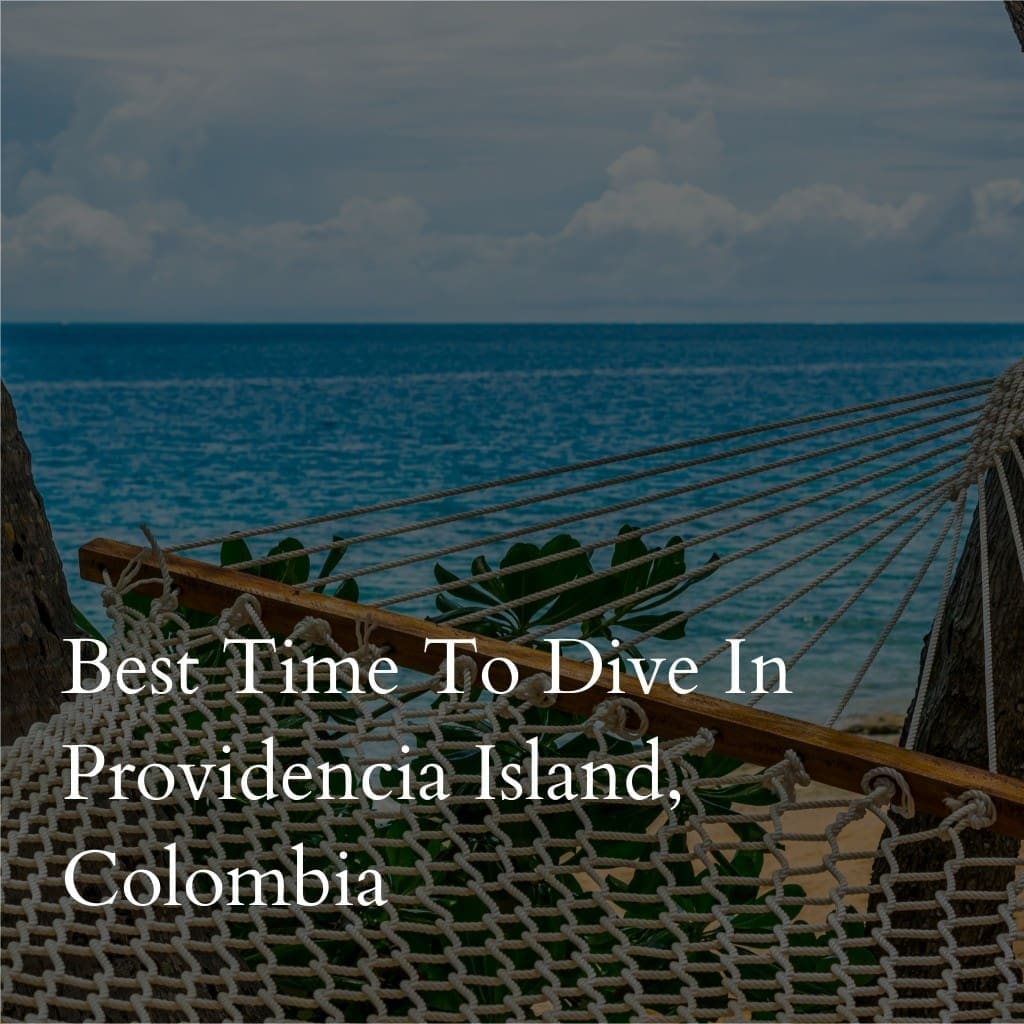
[3,360,1023,1022]
[3,574,1022,1022]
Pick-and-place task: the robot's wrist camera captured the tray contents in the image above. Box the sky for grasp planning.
[2,2,1022,322]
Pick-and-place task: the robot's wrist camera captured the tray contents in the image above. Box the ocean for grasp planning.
[4,323,1021,722]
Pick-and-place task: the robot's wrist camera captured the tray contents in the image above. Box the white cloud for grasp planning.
[607,146,664,188]
[604,109,723,189]
[4,194,152,266]
[561,178,932,248]
[651,110,723,180]
[970,179,1024,237]
[759,185,929,239]
[563,181,748,244]
[331,197,428,240]
[4,172,1019,321]
[2,3,1021,319]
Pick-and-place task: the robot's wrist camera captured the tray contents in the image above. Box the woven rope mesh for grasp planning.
[3,563,1023,1023]
[5,362,1024,1021]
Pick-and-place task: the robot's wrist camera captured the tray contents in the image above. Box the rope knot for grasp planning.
[766,749,811,801]
[584,698,648,740]
[222,594,261,631]
[518,673,556,707]
[291,617,333,647]
[862,766,915,818]
[943,789,996,831]
[682,727,716,758]
[150,591,179,617]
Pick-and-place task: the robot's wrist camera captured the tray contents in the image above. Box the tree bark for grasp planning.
[1006,1,1024,52]
[902,451,1024,783]
[1,381,78,744]
[871,445,1024,1004]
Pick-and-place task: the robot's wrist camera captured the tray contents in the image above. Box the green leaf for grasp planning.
[123,591,152,616]
[433,560,500,608]
[429,522,718,666]
[609,525,649,597]
[259,538,310,585]
[312,535,348,593]
[536,534,593,589]
[706,780,780,807]
[648,537,687,587]
[220,536,253,568]
[333,577,359,602]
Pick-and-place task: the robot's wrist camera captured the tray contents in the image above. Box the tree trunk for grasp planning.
[1,382,78,744]
[1006,1,1024,52]
[902,449,1024,783]
[871,443,1024,1005]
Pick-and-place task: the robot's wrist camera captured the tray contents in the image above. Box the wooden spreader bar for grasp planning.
[80,537,1024,839]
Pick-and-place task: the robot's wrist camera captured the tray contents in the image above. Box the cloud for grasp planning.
[605,110,722,189]
[651,110,723,180]
[759,186,929,239]
[607,146,664,189]
[4,173,1020,321]
[562,178,931,246]
[3,194,152,266]
[970,179,1024,237]
[2,3,1022,319]
[564,181,748,244]
[331,197,428,240]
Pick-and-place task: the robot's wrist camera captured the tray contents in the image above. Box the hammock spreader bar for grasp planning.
[79,536,1024,839]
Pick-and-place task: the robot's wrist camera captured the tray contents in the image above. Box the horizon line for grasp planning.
[5,319,1023,328]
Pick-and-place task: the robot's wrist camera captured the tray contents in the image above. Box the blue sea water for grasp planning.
[4,323,1021,722]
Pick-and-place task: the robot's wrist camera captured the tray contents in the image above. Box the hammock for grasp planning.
[3,359,1023,1022]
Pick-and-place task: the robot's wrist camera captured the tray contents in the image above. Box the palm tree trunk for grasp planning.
[1006,1,1024,51]
[1,382,78,744]
[870,445,1024,1004]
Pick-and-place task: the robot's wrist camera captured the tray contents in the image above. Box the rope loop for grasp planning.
[679,727,716,758]
[222,594,262,631]
[518,673,556,708]
[862,766,915,818]
[150,591,179,618]
[765,749,811,801]
[942,789,997,832]
[291,617,333,647]
[584,698,648,740]
[140,524,172,590]
[354,619,379,654]
[432,655,478,709]
[451,654,478,692]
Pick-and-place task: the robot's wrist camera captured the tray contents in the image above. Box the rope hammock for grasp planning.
[3,359,1023,1021]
